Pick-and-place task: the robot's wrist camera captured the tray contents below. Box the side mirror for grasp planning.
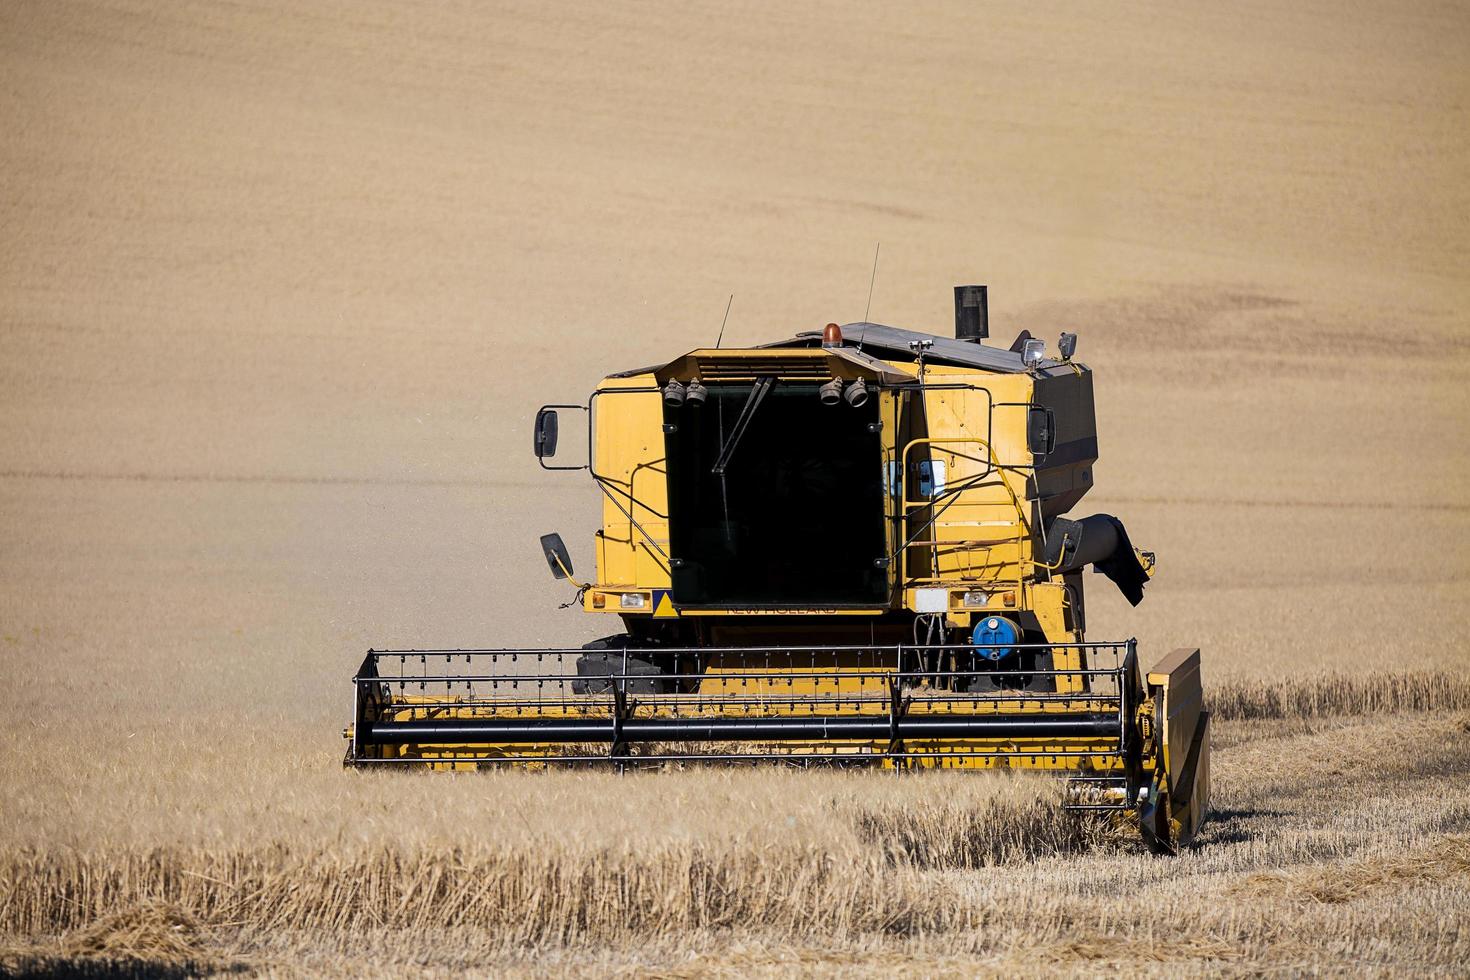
[540,532,573,580]
[1028,406,1056,457]
[533,408,559,458]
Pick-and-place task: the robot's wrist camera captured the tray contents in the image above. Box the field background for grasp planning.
[2,0,1468,975]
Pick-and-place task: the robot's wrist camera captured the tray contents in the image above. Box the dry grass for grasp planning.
[1,901,228,979]
[58,901,221,966]
[1234,834,1470,905]
[3,714,1468,976]
[1212,670,1470,721]
[0,773,1093,942]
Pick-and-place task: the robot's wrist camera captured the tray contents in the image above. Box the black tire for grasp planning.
[572,635,668,694]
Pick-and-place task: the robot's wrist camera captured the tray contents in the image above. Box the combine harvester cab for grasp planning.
[345,285,1210,853]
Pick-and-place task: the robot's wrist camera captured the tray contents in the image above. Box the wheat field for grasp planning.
[3,703,1468,975]
[3,0,1469,975]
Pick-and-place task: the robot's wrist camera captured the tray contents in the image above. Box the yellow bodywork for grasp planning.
[585,353,1091,627]
[346,325,1207,852]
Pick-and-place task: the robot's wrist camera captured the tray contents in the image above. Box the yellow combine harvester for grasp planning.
[344,285,1211,852]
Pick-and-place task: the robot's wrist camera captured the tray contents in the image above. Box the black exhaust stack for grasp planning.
[954,285,988,343]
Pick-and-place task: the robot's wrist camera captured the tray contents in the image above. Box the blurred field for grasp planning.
[2,0,1468,974]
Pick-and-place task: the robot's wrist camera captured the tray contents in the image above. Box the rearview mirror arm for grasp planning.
[536,404,589,471]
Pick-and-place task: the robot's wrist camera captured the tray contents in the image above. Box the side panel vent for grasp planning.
[695,356,830,381]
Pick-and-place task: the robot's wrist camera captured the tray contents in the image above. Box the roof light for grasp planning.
[1058,332,1077,360]
[821,322,843,348]
[1022,338,1046,369]
[819,377,844,406]
[685,380,707,406]
[843,377,868,407]
[662,380,686,407]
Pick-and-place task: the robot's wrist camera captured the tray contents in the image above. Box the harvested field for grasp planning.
[2,0,1468,975]
[3,714,1468,975]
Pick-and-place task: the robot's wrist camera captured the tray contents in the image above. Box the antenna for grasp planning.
[714,294,734,349]
[858,242,880,350]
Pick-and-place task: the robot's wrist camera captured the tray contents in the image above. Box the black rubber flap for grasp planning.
[1094,515,1150,606]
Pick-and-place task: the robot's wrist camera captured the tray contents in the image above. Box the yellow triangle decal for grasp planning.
[653,592,678,618]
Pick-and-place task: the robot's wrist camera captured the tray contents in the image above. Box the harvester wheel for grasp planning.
[572,635,669,695]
